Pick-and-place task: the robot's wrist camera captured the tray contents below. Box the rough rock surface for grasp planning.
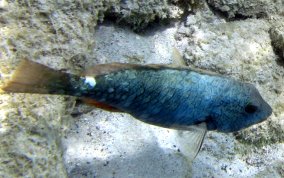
[207,0,284,19]
[270,23,284,60]
[0,0,284,177]
[107,0,185,30]
[0,94,70,177]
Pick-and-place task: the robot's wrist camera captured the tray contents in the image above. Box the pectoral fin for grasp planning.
[176,122,207,162]
[171,47,187,67]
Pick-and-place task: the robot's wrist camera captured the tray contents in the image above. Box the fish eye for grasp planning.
[245,104,258,114]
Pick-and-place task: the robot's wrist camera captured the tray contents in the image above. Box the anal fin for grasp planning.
[81,98,123,112]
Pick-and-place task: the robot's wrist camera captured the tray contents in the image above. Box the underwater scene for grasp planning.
[0,0,283,177]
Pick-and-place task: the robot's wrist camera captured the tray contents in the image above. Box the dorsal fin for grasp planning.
[83,63,174,76]
[83,63,140,76]
[83,61,222,78]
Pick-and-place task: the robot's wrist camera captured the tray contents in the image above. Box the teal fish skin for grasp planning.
[79,67,272,132]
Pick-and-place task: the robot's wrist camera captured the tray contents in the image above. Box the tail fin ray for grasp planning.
[2,60,74,95]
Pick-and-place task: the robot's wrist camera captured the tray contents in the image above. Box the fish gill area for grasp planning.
[0,0,283,177]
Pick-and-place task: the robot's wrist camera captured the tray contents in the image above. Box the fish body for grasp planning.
[2,60,272,133]
[77,65,272,132]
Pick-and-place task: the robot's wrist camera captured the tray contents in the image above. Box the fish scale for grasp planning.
[89,69,212,128]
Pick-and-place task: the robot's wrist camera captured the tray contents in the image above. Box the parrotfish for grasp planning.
[1,59,272,159]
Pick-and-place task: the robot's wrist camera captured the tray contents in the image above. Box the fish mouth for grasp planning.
[259,101,273,123]
[265,102,273,116]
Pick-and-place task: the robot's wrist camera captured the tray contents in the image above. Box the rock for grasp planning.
[108,0,185,31]
[185,15,197,26]
[0,94,71,177]
[1,0,284,177]
[63,111,192,178]
[270,24,284,60]
[207,0,284,19]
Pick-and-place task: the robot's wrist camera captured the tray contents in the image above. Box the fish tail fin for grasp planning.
[2,59,76,95]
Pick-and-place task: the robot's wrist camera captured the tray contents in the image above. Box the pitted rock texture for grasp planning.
[207,0,284,19]
[270,24,284,59]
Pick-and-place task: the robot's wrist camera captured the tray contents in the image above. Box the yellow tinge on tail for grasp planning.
[2,59,77,95]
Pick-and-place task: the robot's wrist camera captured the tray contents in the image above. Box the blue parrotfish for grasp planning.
[1,59,272,158]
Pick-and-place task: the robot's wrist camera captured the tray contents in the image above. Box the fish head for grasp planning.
[207,82,272,132]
